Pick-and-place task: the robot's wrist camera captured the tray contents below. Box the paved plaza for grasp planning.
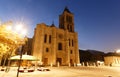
[0,66,120,77]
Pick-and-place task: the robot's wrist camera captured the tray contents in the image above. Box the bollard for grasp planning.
[93,63,96,66]
[69,63,71,67]
[57,62,60,67]
[82,62,84,66]
[50,63,53,67]
[74,63,76,67]
[86,62,89,66]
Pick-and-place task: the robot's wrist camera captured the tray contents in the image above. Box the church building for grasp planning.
[32,7,80,66]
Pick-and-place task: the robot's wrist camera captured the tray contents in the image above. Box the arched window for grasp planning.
[69,39,70,46]
[70,25,72,32]
[44,34,47,43]
[67,24,69,30]
[72,39,74,47]
[49,35,51,43]
[66,15,69,22]
[46,48,49,52]
[70,50,73,54]
[70,16,72,23]
[58,43,62,50]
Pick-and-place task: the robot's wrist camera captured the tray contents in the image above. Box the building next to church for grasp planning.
[104,52,120,66]
[31,7,80,66]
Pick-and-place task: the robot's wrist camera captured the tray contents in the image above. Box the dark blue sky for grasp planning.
[0,0,120,53]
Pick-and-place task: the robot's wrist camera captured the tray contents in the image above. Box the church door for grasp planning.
[57,58,62,65]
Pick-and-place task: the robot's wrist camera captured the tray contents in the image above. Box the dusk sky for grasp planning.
[0,0,120,53]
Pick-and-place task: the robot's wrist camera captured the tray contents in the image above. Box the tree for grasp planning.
[0,21,27,66]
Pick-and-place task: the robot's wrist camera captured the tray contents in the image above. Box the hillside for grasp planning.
[79,49,105,63]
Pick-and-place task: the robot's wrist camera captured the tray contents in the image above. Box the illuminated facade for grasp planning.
[104,53,120,66]
[32,7,80,66]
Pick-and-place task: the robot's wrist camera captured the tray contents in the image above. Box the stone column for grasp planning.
[74,33,80,65]
[51,27,57,65]
[65,30,70,65]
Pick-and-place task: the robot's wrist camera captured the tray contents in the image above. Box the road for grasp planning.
[0,66,120,77]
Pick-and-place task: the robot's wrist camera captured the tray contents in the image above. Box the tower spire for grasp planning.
[63,6,72,14]
[59,7,74,32]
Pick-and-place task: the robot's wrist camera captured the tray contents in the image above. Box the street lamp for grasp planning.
[16,37,27,77]
[13,24,27,77]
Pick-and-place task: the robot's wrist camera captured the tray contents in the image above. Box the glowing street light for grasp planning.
[116,49,120,53]
[15,24,23,32]
[13,23,27,77]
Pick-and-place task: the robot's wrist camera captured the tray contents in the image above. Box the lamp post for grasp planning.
[17,37,27,77]
[13,24,27,77]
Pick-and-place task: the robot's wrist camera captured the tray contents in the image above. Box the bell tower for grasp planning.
[59,7,74,32]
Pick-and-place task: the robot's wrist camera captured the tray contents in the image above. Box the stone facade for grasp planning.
[32,7,80,66]
[104,56,120,66]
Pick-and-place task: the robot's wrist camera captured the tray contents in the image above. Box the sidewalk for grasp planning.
[0,66,120,77]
